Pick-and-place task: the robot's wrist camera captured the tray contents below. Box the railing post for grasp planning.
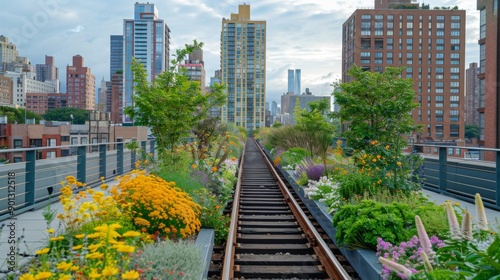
[496,151,500,207]
[77,146,87,184]
[99,143,106,179]
[25,150,36,207]
[150,140,155,157]
[117,138,123,175]
[438,147,447,192]
[131,147,136,170]
[141,141,147,160]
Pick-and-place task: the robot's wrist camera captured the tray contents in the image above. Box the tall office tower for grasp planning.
[342,0,465,143]
[0,35,18,72]
[123,2,170,123]
[179,48,206,93]
[294,69,301,95]
[287,69,295,93]
[66,55,96,110]
[271,100,278,116]
[36,55,60,92]
[477,0,499,159]
[110,35,124,79]
[111,72,123,124]
[221,4,267,131]
[466,62,480,126]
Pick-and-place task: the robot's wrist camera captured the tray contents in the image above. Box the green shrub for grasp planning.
[335,170,377,200]
[280,147,309,167]
[332,199,448,250]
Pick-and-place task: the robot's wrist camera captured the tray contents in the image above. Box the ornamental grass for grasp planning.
[110,170,202,239]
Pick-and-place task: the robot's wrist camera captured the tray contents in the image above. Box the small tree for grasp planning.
[333,66,420,151]
[465,124,480,140]
[125,40,226,163]
[44,107,88,124]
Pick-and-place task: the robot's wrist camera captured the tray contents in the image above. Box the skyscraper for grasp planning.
[294,69,301,95]
[110,35,123,79]
[287,69,295,93]
[477,0,498,159]
[66,55,96,110]
[221,4,266,131]
[342,0,465,144]
[465,62,480,126]
[123,2,170,123]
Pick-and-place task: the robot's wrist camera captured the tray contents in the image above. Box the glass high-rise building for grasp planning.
[110,35,123,79]
[123,2,170,123]
[221,4,266,131]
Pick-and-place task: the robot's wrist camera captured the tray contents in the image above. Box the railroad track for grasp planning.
[209,138,359,279]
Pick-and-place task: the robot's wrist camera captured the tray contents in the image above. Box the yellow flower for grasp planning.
[85,252,104,259]
[102,266,119,276]
[116,244,135,253]
[75,233,85,239]
[100,176,105,181]
[100,183,109,191]
[20,274,35,280]
[455,202,460,206]
[34,272,52,280]
[122,231,141,238]
[89,270,101,279]
[56,261,72,271]
[122,270,140,280]
[35,248,50,255]
[376,155,381,159]
[72,245,83,250]
[70,266,79,272]
[396,161,402,167]
[191,164,197,169]
[87,232,100,239]
[212,166,218,172]
[50,236,65,242]
[372,159,377,163]
[386,145,390,149]
[46,228,55,234]
[58,274,71,280]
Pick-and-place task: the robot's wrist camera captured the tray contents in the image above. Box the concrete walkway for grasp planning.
[422,189,500,230]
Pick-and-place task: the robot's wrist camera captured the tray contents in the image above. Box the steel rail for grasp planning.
[253,138,352,280]
[221,141,246,279]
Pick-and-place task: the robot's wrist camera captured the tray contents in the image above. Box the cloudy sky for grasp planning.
[1,0,479,105]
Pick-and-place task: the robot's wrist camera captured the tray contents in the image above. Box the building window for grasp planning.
[361,14,371,19]
[14,139,23,148]
[450,124,460,138]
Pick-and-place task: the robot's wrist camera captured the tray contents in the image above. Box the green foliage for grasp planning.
[333,200,448,250]
[465,124,480,139]
[125,40,226,162]
[43,107,88,124]
[0,105,42,124]
[190,188,230,245]
[130,239,204,279]
[279,147,309,167]
[335,170,377,200]
[333,66,420,152]
[296,171,309,186]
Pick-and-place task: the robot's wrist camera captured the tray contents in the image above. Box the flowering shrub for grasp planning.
[190,188,230,244]
[57,176,130,236]
[303,176,340,213]
[110,170,201,239]
[377,235,445,280]
[20,223,141,280]
[294,157,324,181]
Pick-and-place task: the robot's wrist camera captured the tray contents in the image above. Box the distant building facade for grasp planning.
[36,55,60,92]
[123,2,170,123]
[220,4,267,131]
[66,55,96,110]
[342,1,465,144]
[0,75,12,105]
[179,48,206,93]
[281,92,330,125]
[466,62,480,126]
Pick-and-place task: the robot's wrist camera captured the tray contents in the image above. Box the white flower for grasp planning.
[475,193,489,231]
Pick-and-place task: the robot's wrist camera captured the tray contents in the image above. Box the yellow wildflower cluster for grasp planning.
[58,176,123,234]
[21,222,141,280]
[111,170,202,238]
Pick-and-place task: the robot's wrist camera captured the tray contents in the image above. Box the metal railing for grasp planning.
[0,140,156,221]
[415,144,500,210]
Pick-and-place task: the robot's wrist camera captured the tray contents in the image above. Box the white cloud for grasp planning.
[0,0,480,106]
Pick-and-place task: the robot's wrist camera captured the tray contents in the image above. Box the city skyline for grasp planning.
[0,0,479,104]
